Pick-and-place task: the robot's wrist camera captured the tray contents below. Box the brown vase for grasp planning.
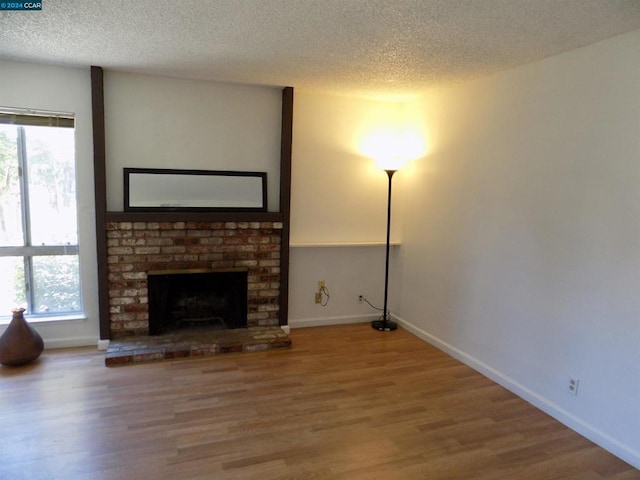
[0,308,44,366]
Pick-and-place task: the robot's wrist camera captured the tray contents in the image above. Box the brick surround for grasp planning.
[106,221,283,338]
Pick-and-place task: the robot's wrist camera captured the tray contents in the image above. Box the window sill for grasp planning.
[0,314,86,327]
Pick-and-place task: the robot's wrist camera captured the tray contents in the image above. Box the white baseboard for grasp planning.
[43,337,98,350]
[394,314,640,470]
[280,325,291,335]
[97,339,110,351]
[289,314,378,329]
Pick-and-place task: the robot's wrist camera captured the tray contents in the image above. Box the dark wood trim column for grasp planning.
[91,66,110,340]
[279,87,294,326]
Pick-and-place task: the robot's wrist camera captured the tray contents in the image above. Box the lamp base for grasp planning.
[371,319,398,331]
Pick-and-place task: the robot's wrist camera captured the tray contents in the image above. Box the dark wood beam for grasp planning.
[90,66,110,340]
[279,87,294,326]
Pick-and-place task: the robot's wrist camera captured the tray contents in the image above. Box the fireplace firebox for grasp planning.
[147,268,248,336]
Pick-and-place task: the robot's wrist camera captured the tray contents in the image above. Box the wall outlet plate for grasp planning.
[568,376,579,396]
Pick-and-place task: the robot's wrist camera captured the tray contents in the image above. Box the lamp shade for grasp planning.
[359,129,423,172]
[374,155,407,172]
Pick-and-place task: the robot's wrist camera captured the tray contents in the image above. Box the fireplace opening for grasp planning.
[147,268,248,336]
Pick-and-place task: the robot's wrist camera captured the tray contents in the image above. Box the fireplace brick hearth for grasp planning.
[104,326,291,366]
[106,220,283,338]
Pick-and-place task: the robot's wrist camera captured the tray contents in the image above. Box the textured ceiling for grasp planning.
[1,0,639,99]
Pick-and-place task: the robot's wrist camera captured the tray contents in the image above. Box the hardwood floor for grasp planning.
[1,324,637,480]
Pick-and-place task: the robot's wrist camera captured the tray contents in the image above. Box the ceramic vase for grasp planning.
[0,308,44,366]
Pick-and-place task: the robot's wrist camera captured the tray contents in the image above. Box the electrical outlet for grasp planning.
[358,295,363,303]
[568,376,579,396]
[315,292,322,304]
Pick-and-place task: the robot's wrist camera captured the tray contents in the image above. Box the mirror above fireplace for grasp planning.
[124,167,267,212]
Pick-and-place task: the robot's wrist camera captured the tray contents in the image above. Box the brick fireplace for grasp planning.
[90,73,294,357]
[106,220,283,339]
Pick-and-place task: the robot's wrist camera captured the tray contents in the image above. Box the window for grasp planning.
[0,110,82,319]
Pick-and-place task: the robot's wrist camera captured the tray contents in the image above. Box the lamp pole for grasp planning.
[371,169,398,331]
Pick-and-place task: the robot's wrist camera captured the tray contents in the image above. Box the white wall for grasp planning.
[103,72,282,211]
[397,30,640,467]
[289,92,405,326]
[289,245,401,327]
[0,59,100,348]
[291,91,405,244]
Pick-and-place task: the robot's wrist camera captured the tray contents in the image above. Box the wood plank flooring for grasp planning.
[1,324,637,480]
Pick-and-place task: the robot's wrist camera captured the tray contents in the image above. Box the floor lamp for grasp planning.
[371,168,398,332]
